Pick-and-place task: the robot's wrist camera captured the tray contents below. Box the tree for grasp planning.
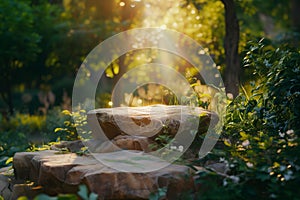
[189,0,240,97]
[221,0,240,98]
[291,0,300,32]
[0,0,40,114]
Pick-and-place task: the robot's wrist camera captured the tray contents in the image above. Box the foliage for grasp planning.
[0,0,40,66]
[54,109,91,141]
[0,113,46,167]
[191,40,300,199]
[0,0,41,112]
[0,0,296,112]
[0,107,82,168]
[149,134,173,152]
[149,187,167,200]
[18,184,98,200]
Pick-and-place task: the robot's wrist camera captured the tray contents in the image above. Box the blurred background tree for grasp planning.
[0,0,40,114]
[0,0,298,113]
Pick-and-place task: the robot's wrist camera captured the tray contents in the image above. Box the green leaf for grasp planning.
[34,194,57,200]
[57,194,77,200]
[224,139,231,147]
[149,193,159,200]
[78,185,89,200]
[17,197,28,200]
[5,157,13,165]
[88,193,98,200]
[61,110,71,116]
[239,131,248,139]
[54,128,63,133]
[64,121,71,126]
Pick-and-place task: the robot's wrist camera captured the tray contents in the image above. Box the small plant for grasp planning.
[149,187,167,200]
[0,113,46,167]
[148,122,174,150]
[54,109,91,141]
[18,184,98,200]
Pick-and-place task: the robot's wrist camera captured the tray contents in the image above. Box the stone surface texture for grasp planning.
[13,150,194,199]
[86,105,218,159]
[87,105,218,140]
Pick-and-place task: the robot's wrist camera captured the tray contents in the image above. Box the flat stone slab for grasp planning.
[13,150,194,199]
[87,105,218,140]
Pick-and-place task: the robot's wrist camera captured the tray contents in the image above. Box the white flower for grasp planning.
[246,162,254,168]
[170,146,177,150]
[286,130,294,135]
[223,179,228,186]
[227,93,233,100]
[178,145,184,152]
[279,132,285,137]
[242,139,250,147]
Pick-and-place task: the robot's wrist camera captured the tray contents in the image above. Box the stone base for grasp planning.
[13,150,195,199]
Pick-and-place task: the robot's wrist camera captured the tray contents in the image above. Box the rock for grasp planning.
[87,105,218,159]
[205,162,229,175]
[81,136,153,153]
[11,183,43,200]
[0,166,13,176]
[86,139,120,153]
[51,140,84,153]
[0,175,13,200]
[13,150,194,199]
[13,151,55,182]
[87,105,218,140]
[113,135,153,152]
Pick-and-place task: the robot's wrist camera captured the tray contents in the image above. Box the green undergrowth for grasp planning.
[16,185,98,200]
[0,108,91,168]
[187,39,300,199]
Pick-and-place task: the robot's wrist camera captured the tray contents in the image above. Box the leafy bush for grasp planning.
[0,113,47,167]
[53,109,91,141]
[192,40,300,199]
[0,107,84,168]
[17,184,98,200]
[0,113,46,135]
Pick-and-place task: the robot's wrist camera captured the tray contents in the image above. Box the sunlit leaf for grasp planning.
[61,110,71,116]
[224,139,231,147]
[5,157,13,165]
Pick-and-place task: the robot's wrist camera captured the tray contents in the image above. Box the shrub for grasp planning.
[54,109,91,141]
[0,107,83,168]
[0,113,47,167]
[192,39,300,199]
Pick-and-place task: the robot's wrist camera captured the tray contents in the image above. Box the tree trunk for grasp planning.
[291,0,300,32]
[221,0,240,98]
[0,82,14,115]
[0,63,14,114]
[290,0,300,46]
[7,84,14,115]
